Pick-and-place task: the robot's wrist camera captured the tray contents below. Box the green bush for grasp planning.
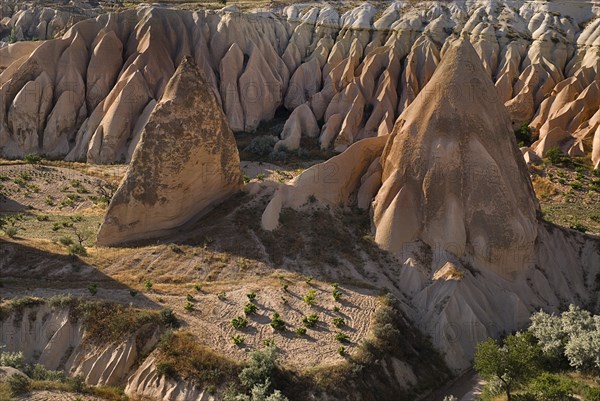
[232,316,248,329]
[59,235,73,246]
[159,308,179,328]
[232,334,245,346]
[247,292,257,302]
[515,124,534,147]
[570,223,588,233]
[244,135,277,157]
[332,317,345,328]
[335,332,349,343]
[302,313,318,328]
[303,289,317,306]
[68,244,87,256]
[583,387,600,401]
[295,327,307,336]
[570,181,584,190]
[29,364,66,381]
[239,346,277,388]
[512,394,536,401]
[7,374,30,396]
[270,313,285,331]
[0,351,25,370]
[546,147,564,165]
[244,302,257,315]
[87,283,98,296]
[530,373,573,401]
[156,362,178,379]
[23,154,42,164]
[3,227,18,238]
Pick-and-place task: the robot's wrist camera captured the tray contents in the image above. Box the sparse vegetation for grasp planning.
[475,305,600,401]
[87,283,98,296]
[295,327,307,336]
[546,147,564,165]
[156,330,239,386]
[68,243,87,256]
[159,308,179,328]
[232,316,248,329]
[303,289,317,306]
[335,332,349,343]
[270,313,285,331]
[232,334,245,346]
[244,135,277,157]
[302,313,319,328]
[244,302,257,315]
[515,124,535,147]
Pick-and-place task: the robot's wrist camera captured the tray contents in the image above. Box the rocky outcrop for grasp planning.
[373,37,539,276]
[1,4,101,42]
[0,304,160,387]
[96,57,241,246]
[262,135,387,230]
[261,38,600,371]
[125,357,218,401]
[0,2,598,165]
[274,103,319,152]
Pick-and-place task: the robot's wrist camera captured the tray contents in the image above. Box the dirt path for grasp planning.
[424,370,484,401]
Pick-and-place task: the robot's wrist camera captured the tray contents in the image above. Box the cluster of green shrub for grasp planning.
[243,135,313,164]
[474,305,600,401]
[0,295,175,346]
[223,345,289,401]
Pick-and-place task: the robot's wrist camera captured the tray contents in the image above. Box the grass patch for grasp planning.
[155,330,240,386]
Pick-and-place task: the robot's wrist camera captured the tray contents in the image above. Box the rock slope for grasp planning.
[0,304,160,387]
[261,38,600,370]
[96,56,241,246]
[0,1,598,167]
[373,36,539,276]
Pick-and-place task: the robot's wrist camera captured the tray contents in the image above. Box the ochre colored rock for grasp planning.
[96,57,241,246]
[374,38,539,276]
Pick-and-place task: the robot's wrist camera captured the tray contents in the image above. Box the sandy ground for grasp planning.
[0,160,381,369]
[0,163,119,213]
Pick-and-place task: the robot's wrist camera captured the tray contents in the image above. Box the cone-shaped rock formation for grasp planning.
[96,57,241,246]
[373,37,540,276]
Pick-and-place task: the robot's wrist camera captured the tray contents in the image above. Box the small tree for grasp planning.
[474,333,541,401]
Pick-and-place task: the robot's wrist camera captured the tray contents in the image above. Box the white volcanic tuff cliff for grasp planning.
[1,5,95,42]
[0,2,599,164]
[260,38,600,371]
[0,304,160,387]
[95,57,241,246]
[125,357,218,401]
